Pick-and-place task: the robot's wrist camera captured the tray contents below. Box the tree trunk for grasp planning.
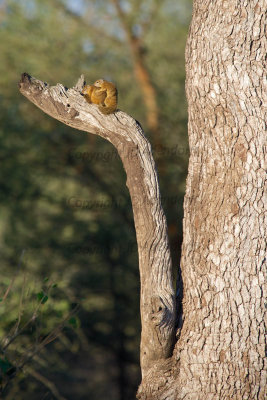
[139,0,266,398]
[18,0,266,396]
[140,0,267,399]
[111,0,160,136]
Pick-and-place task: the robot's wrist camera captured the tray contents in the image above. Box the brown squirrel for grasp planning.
[82,79,117,115]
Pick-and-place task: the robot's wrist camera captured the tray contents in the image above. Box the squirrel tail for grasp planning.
[98,105,117,115]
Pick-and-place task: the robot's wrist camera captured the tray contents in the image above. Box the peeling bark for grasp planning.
[18,73,175,381]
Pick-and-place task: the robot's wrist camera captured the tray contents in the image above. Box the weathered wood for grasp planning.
[19,73,176,380]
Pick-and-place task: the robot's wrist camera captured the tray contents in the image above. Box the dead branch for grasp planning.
[18,73,175,378]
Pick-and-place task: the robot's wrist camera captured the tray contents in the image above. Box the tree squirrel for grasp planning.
[82,79,117,115]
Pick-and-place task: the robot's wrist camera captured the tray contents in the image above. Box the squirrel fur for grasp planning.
[82,79,117,115]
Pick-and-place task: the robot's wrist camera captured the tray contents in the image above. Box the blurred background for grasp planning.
[0,0,192,399]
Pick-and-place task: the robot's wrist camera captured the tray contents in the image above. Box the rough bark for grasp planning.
[18,0,267,393]
[18,73,175,380]
[139,0,266,398]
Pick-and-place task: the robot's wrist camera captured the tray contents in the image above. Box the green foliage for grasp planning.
[0,0,192,398]
[0,267,77,397]
[68,317,78,329]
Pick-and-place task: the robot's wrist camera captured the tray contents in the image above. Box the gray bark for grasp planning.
[140,0,266,398]
[19,0,267,393]
[19,73,176,381]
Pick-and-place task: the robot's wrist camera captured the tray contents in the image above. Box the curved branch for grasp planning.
[18,73,175,377]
